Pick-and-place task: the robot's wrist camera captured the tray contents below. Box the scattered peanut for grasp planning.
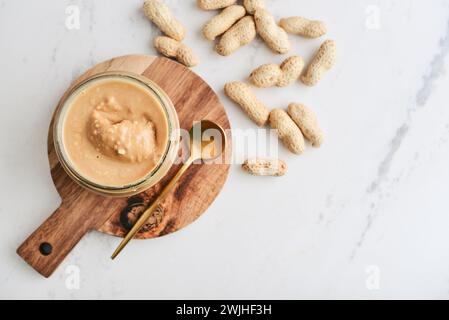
[301,40,336,86]
[279,16,327,39]
[202,5,246,41]
[249,56,304,88]
[154,36,199,67]
[242,158,287,177]
[197,0,237,10]
[224,81,270,126]
[216,16,257,56]
[243,0,265,15]
[143,0,186,41]
[269,109,305,155]
[254,8,290,54]
[288,103,323,147]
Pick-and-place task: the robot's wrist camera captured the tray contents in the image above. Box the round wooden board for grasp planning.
[48,55,231,239]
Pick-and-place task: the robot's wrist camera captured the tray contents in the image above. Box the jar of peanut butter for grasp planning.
[53,72,180,197]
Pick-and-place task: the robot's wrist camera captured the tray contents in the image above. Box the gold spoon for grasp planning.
[111,120,227,259]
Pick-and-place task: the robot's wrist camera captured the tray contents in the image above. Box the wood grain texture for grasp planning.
[17,55,232,277]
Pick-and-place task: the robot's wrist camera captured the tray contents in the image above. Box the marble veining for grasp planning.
[353,12,449,259]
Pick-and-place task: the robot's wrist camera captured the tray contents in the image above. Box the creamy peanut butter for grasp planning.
[62,78,169,187]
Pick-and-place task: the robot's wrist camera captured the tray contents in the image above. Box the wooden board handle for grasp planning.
[17,203,96,278]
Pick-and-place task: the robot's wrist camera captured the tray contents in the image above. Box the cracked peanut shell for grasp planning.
[242,158,287,177]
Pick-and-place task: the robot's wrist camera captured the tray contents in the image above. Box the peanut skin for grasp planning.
[250,56,304,88]
[301,40,336,86]
[202,5,246,41]
[224,81,270,126]
[242,158,287,177]
[216,16,257,56]
[154,36,199,67]
[243,0,265,15]
[279,16,327,39]
[143,0,185,41]
[197,0,237,10]
[269,109,305,155]
[254,8,290,54]
[288,103,323,147]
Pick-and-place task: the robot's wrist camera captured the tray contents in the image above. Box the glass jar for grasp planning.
[53,71,180,197]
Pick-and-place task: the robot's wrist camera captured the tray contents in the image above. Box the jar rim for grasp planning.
[53,71,180,197]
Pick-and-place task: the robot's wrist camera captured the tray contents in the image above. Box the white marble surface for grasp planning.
[1,0,449,299]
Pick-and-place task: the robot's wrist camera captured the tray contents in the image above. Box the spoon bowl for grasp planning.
[189,120,227,162]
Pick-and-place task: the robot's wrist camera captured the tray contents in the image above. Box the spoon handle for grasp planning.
[111,157,195,259]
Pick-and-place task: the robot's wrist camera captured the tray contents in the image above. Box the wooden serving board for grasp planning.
[17,55,232,278]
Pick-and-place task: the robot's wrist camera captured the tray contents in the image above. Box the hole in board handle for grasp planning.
[39,242,53,256]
